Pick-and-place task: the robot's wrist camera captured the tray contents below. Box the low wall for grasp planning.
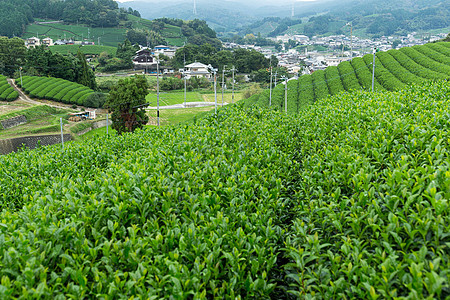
[92,119,112,129]
[0,134,72,155]
[1,115,27,130]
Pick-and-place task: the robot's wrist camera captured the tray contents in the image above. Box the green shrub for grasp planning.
[337,61,361,91]
[324,66,345,95]
[83,92,107,108]
[312,70,330,101]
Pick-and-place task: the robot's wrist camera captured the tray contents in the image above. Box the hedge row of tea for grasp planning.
[0,80,449,298]
[250,42,450,113]
[0,76,18,102]
[18,76,95,106]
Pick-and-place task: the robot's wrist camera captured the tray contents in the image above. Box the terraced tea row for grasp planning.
[250,42,450,113]
[18,76,95,106]
[0,80,448,298]
[0,75,18,102]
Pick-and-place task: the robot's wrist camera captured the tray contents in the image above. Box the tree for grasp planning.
[105,76,149,135]
[76,50,97,90]
[0,37,27,76]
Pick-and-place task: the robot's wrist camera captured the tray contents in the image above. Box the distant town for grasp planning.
[24,31,447,79]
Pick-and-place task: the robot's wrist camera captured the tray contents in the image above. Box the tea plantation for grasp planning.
[0,76,18,102]
[18,76,95,106]
[0,79,449,298]
[250,42,450,113]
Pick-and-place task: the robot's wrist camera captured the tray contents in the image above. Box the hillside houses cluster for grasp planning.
[25,37,95,48]
[132,47,212,80]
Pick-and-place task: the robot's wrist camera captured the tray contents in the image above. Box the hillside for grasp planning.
[22,16,216,48]
[238,0,449,38]
[249,42,450,113]
[1,0,219,48]
[119,0,448,37]
[0,79,449,297]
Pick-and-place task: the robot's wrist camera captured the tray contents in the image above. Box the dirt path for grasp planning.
[7,79,75,110]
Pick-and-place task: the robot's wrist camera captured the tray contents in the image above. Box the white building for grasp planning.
[42,37,53,46]
[183,62,212,80]
[25,37,41,48]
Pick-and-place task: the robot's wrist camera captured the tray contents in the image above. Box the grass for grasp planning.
[146,91,204,106]
[78,106,215,140]
[0,106,68,122]
[0,111,70,139]
[146,91,243,106]
[148,106,215,126]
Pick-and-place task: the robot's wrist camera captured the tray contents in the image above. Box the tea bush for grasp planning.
[19,76,96,107]
[0,75,18,102]
[0,80,449,298]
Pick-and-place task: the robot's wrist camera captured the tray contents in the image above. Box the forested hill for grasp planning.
[0,0,140,37]
[239,0,449,37]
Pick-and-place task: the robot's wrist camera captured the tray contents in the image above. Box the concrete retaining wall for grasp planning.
[0,134,72,155]
[92,119,112,129]
[1,115,27,130]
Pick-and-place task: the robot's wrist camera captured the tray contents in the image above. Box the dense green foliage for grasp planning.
[0,76,18,102]
[18,76,95,107]
[0,37,27,77]
[251,42,450,112]
[0,37,96,88]
[0,80,449,298]
[0,0,125,37]
[105,76,149,134]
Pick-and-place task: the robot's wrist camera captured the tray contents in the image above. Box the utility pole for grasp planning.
[269,56,273,106]
[60,118,64,150]
[184,54,187,108]
[19,67,22,87]
[222,65,227,107]
[372,47,376,92]
[208,65,218,114]
[274,70,278,87]
[231,66,236,103]
[281,76,288,113]
[157,59,160,126]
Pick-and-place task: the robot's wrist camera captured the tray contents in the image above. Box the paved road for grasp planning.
[7,79,72,110]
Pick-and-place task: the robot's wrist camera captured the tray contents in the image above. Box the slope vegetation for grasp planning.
[0,80,449,298]
[0,75,18,102]
[250,42,450,113]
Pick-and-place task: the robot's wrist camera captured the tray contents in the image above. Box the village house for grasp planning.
[42,37,53,46]
[183,62,212,80]
[154,45,176,59]
[132,48,157,71]
[25,37,41,48]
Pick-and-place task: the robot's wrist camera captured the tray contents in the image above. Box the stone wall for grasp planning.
[0,134,72,155]
[1,115,27,130]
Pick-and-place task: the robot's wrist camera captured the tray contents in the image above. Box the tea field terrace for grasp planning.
[0,80,449,298]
